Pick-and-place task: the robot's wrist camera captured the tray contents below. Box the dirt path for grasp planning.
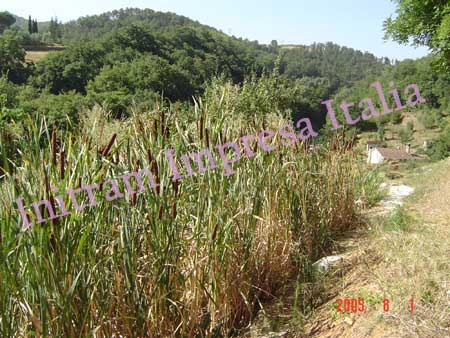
[379,184,414,211]
[298,159,450,338]
[242,159,450,338]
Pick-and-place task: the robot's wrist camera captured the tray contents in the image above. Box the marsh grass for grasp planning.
[0,79,376,337]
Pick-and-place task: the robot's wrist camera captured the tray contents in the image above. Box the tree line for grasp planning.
[0,3,449,157]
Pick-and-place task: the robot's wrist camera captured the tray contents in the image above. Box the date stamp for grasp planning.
[335,297,415,313]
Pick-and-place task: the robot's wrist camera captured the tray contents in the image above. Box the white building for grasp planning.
[367,146,413,164]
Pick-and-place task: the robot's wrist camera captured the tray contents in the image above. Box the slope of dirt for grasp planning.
[241,158,450,338]
[298,158,450,338]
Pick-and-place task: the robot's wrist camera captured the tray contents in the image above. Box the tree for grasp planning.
[269,39,278,53]
[384,0,450,71]
[427,127,450,160]
[0,32,27,83]
[0,12,16,34]
[31,42,105,94]
[49,17,61,41]
[113,24,160,54]
[33,19,38,34]
[87,55,194,115]
[28,16,32,34]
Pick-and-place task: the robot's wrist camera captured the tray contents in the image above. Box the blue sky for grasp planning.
[6,0,429,61]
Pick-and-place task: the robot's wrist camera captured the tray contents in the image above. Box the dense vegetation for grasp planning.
[0,3,449,337]
[1,8,393,124]
[1,7,448,137]
[330,56,450,131]
[384,0,450,72]
[0,75,384,337]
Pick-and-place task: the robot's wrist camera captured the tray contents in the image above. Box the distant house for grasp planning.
[366,140,382,152]
[367,145,413,164]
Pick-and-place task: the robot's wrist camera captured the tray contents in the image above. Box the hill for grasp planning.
[57,8,387,88]
[0,8,392,129]
[60,8,220,42]
[2,8,448,137]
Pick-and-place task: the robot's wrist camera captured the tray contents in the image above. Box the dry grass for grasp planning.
[25,45,65,62]
[293,157,450,338]
[355,160,450,338]
[25,51,51,62]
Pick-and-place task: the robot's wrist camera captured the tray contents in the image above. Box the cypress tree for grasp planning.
[28,15,32,34]
[33,19,38,33]
[49,17,58,40]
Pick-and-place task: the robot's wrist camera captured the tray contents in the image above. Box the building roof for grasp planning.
[376,148,413,160]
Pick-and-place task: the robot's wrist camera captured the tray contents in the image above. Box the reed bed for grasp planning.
[0,78,374,337]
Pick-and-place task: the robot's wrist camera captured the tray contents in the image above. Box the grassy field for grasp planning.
[25,44,65,62]
[25,51,51,63]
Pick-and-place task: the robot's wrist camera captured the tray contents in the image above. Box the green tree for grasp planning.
[113,24,160,54]
[0,32,27,83]
[269,39,278,53]
[49,17,61,41]
[427,127,450,160]
[33,19,38,34]
[0,12,16,34]
[384,0,450,71]
[87,55,194,115]
[28,15,32,34]
[30,42,105,93]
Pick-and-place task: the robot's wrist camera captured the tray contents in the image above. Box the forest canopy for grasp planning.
[0,7,448,135]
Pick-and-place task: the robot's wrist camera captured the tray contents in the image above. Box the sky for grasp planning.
[4,0,430,61]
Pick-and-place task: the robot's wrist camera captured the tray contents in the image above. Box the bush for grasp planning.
[30,42,106,94]
[357,168,387,207]
[0,30,30,83]
[0,75,20,108]
[25,90,87,129]
[398,125,413,143]
[418,109,442,129]
[389,111,403,124]
[377,123,385,140]
[87,55,194,116]
[383,206,414,232]
[427,126,450,161]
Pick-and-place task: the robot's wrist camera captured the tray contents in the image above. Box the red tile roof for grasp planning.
[376,148,413,160]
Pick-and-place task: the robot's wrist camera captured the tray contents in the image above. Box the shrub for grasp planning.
[427,126,450,160]
[357,167,387,207]
[25,90,87,129]
[398,125,413,143]
[418,109,442,129]
[383,206,414,232]
[87,55,194,116]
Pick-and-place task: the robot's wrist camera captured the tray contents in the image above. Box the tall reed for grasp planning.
[0,77,371,337]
